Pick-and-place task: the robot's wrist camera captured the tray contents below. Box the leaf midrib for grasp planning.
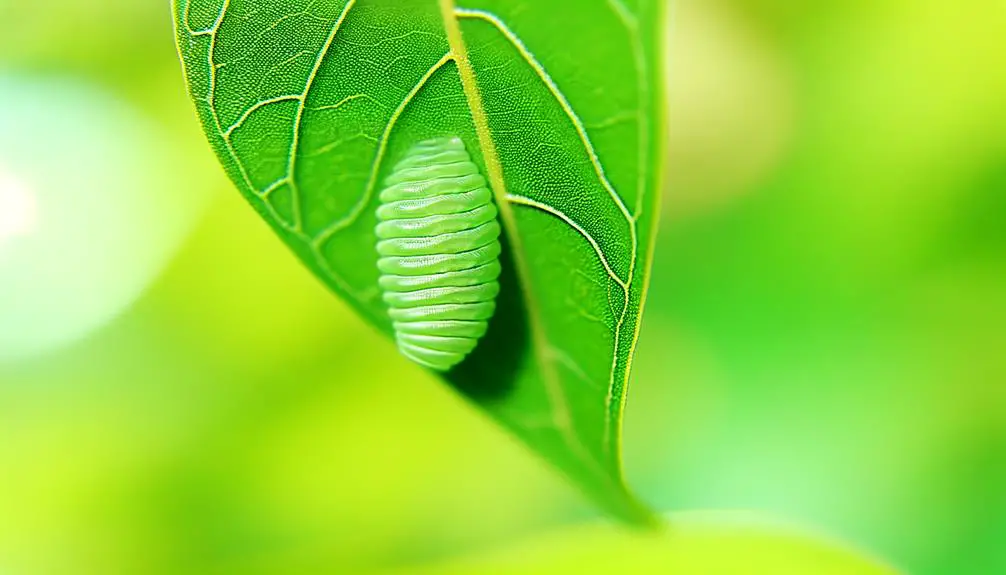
[442,0,655,471]
[437,0,579,451]
[438,0,648,502]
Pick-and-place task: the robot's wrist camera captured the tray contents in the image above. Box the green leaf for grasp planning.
[172,0,666,524]
[387,512,903,574]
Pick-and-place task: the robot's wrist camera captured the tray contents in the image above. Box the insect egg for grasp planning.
[375,137,502,371]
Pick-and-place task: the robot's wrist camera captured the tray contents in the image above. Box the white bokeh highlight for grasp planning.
[0,168,38,243]
[0,76,210,363]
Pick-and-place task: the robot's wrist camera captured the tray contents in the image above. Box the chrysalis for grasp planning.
[376,137,502,371]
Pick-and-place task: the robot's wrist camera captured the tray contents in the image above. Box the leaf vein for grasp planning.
[455,8,638,243]
[224,94,302,137]
[311,53,455,249]
[506,194,628,290]
[287,0,358,232]
[457,7,639,457]
[606,0,650,221]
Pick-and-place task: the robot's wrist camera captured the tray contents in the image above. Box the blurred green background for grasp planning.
[0,0,1003,573]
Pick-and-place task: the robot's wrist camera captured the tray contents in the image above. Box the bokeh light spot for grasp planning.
[0,166,37,243]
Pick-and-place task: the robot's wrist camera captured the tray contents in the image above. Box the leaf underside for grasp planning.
[174,0,665,524]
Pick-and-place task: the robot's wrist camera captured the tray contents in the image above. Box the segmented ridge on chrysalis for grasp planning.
[375,137,502,371]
